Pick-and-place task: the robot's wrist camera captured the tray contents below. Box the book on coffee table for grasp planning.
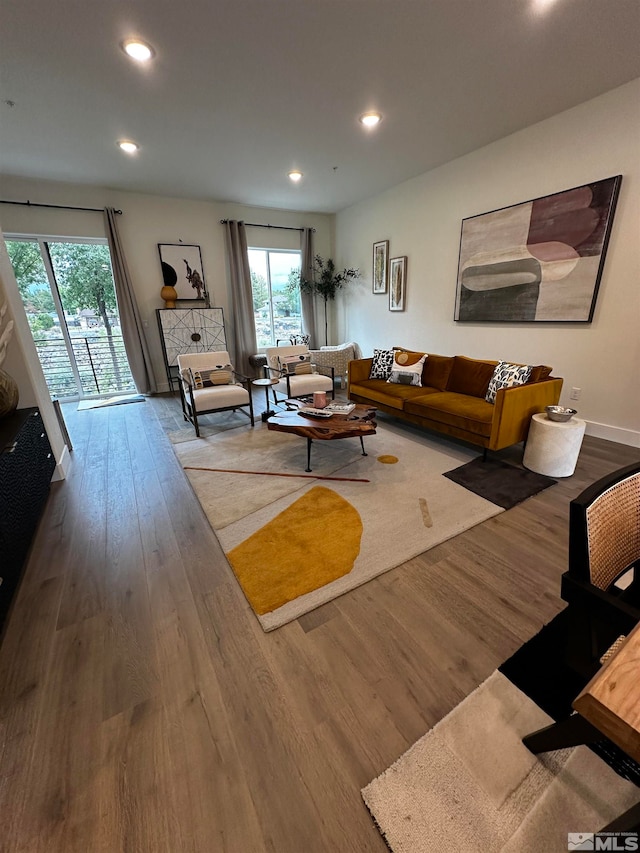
[299,407,333,418]
[324,402,356,414]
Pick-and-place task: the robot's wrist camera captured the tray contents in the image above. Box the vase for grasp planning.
[0,367,19,418]
[161,284,178,308]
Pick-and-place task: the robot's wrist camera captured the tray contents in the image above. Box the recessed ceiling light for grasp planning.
[117,140,140,154]
[359,112,382,128]
[288,170,303,182]
[121,39,155,62]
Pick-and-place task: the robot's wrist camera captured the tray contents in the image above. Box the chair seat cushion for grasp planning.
[275,373,333,396]
[193,384,250,411]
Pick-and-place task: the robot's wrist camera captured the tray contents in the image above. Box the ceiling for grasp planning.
[1,0,639,215]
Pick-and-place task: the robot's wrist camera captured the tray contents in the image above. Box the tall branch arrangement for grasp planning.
[298,255,359,346]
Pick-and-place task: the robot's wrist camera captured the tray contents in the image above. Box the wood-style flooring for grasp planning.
[1,393,638,852]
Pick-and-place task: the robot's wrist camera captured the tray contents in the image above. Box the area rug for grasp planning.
[77,393,144,410]
[362,671,639,853]
[444,456,557,509]
[170,421,503,630]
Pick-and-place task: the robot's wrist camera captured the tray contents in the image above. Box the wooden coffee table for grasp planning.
[267,404,377,472]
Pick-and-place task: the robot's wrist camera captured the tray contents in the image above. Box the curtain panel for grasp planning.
[224,220,257,378]
[103,207,157,394]
[300,227,316,349]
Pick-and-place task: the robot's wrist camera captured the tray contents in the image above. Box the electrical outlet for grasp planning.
[570,387,581,401]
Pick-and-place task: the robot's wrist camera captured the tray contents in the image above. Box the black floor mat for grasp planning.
[444,456,557,509]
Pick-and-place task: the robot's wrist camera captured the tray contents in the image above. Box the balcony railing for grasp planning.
[33,335,136,398]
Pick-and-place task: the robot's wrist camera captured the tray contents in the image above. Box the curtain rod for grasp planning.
[219,219,314,232]
[0,199,122,215]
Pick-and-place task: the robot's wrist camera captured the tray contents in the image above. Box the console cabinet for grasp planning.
[156,307,227,391]
[0,408,56,630]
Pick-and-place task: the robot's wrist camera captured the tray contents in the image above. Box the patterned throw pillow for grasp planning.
[368,349,396,380]
[485,362,533,404]
[279,352,313,376]
[387,351,427,386]
[192,364,233,388]
[290,334,311,347]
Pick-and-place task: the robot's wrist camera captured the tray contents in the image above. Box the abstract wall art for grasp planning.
[389,256,407,311]
[372,240,389,293]
[454,176,621,323]
[158,243,208,302]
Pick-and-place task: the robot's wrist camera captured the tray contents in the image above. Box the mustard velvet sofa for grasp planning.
[347,351,563,452]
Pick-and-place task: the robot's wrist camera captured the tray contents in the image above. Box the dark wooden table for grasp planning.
[267,404,377,471]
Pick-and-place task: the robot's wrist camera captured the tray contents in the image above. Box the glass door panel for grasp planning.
[6,238,136,399]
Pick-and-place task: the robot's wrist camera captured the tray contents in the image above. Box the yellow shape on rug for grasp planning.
[228,486,363,615]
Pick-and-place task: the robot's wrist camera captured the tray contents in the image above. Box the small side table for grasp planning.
[252,377,279,422]
[523,412,586,477]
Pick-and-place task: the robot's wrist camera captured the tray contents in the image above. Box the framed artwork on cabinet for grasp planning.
[158,243,208,302]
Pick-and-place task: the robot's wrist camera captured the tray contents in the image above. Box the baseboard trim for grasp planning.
[52,443,71,481]
[585,419,640,448]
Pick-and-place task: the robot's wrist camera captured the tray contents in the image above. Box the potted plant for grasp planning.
[296,255,359,346]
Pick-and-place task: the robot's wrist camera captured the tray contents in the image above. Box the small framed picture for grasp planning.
[389,256,407,311]
[158,243,208,302]
[372,240,389,294]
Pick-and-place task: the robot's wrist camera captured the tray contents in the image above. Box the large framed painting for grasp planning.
[454,175,621,323]
[158,243,208,302]
[372,240,389,293]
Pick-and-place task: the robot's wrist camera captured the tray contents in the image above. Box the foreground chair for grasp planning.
[561,460,640,677]
[523,625,640,833]
[265,344,334,404]
[178,350,254,436]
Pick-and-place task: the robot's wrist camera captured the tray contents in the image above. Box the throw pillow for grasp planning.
[192,364,233,388]
[387,351,427,386]
[485,361,533,404]
[369,349,396,380]
[279,352,313,376]
[290,334,311,347]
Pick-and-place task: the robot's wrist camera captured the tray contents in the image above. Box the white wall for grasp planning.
[336,79,640,446]
[0,176,333,393]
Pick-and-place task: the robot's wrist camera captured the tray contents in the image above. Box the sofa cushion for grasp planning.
[405,391,494,438]
[423,354,455,391]
[350,379,439,410]
[369,349,396,380]
[528,365,553,383]
[447,356,498,398]
[485,361,533,404]
[387,352,427,386]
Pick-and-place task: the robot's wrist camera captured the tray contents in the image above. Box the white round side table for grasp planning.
[523,413,586,477]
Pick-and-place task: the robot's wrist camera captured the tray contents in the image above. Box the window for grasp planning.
[248,248,302,348]
[6,236,136,399]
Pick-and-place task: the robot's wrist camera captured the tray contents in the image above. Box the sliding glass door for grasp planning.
[6,237,135,400]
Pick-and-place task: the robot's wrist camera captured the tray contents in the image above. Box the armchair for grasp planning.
[177,350,254,437]
[561,461,640,677]
[308,342,362,389]
[264,344,334,404]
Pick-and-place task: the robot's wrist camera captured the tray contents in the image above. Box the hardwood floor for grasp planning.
[1,394,638,852]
